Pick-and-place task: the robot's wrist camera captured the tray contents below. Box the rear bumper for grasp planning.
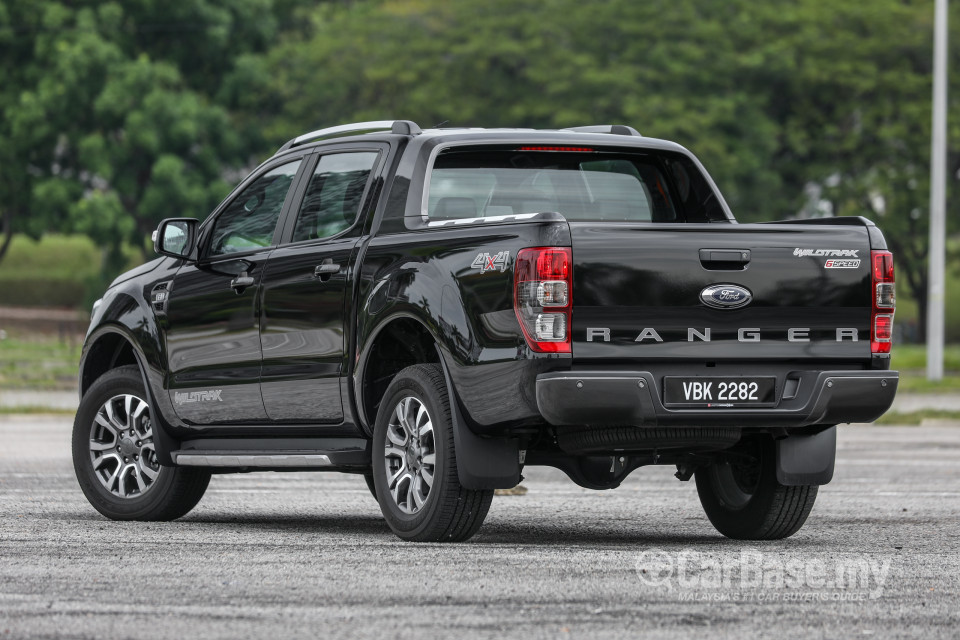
[536,370,898,428]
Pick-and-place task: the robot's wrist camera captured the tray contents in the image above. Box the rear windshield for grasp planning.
[426,147,726,223]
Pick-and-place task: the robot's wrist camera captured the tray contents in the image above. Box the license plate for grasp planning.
[663,376,777,407]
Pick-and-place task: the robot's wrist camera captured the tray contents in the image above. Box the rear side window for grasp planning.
[425,147,725,223]
[292,151,379,242]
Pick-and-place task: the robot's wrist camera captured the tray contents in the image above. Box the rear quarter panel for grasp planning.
[355,220,572,432]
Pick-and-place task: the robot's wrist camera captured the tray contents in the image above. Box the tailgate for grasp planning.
[570,222,873,362]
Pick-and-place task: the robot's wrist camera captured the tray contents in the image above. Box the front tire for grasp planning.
[695,437,818,540]
[372,364,493,542]
[72,365,210,521]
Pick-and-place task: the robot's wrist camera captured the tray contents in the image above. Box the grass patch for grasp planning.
[891,344,960,371]
[875,410,960,425]
[0,234,144,307]
[0,337,81,390]
[0,235,103,278]
[896,374,960,393]
[0,406,75,415]
[891,246,960,342]
[890,344,960,393]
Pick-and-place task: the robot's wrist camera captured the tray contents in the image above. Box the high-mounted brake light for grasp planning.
[870,250,895,354]
[517,146,595,152]
[514,247,573,353]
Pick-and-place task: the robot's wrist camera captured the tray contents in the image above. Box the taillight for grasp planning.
[514,247,572,353]
[871,250,895,354]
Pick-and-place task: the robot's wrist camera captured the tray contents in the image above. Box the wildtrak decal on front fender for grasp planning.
[174,390,223,405]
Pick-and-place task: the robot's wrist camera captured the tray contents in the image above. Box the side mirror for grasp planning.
[153,218,199,262]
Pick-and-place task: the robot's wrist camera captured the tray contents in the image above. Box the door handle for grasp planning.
[314,263,340,275]
[314,262,340,281]
[230,272,255,292]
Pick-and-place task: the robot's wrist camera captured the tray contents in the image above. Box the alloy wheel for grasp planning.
[382,396,436,514]
[88,394,161,498]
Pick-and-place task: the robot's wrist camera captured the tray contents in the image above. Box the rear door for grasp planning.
[258,147,384,423]
[165,157,307,425]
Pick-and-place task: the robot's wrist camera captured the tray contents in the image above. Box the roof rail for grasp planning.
[563,124,642,137]
[276,120,422,153]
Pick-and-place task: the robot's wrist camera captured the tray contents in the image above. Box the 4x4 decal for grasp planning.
[471,251,510,273]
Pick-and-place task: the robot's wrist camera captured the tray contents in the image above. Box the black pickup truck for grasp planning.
[72,120,898,542]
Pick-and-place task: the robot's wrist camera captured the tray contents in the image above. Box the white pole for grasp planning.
[927,0,948,381]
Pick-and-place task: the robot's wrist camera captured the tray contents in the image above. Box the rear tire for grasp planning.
[372,364,493,542]
[695,436,817,540]
[72,366,210,521]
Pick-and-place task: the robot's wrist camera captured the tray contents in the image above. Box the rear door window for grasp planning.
[291,151,379,242]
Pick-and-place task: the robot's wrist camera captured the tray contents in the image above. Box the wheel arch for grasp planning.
[80,324,180,465]
[356,313,441,433]
[80,328,141,395]
[356,313,521,490]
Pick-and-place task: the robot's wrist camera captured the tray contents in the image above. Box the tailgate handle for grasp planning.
[699,249,751,269]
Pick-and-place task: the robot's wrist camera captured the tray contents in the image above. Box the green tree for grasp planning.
[739,0,960,339]
[0,0,48,262]
[3,0,957,336]
[0,0,289,274]
[253,0,785,214]
[255,0,959,339]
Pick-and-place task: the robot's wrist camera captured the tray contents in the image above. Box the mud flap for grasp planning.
[776,426,836,486]
[133,352,179,467]
[436,349,520,490]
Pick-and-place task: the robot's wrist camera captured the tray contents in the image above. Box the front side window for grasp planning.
[208,160,302,257]
[292,151,379,242]
[425,147,725,223]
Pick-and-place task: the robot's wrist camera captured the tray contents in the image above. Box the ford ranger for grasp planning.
[72,120,898,541]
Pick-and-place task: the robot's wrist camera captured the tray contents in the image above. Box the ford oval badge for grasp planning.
[700,284,752,309]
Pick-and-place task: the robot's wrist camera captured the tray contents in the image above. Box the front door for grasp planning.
[259,150,381,422]
[165,158,305,425]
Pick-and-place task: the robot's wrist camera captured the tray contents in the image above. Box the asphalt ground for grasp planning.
[0,416,958,639]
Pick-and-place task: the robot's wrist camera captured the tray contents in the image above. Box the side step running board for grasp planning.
[170,438,370,470]
[173,453,332,468]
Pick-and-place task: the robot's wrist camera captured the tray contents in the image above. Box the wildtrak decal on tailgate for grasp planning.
[793,248,860,258]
